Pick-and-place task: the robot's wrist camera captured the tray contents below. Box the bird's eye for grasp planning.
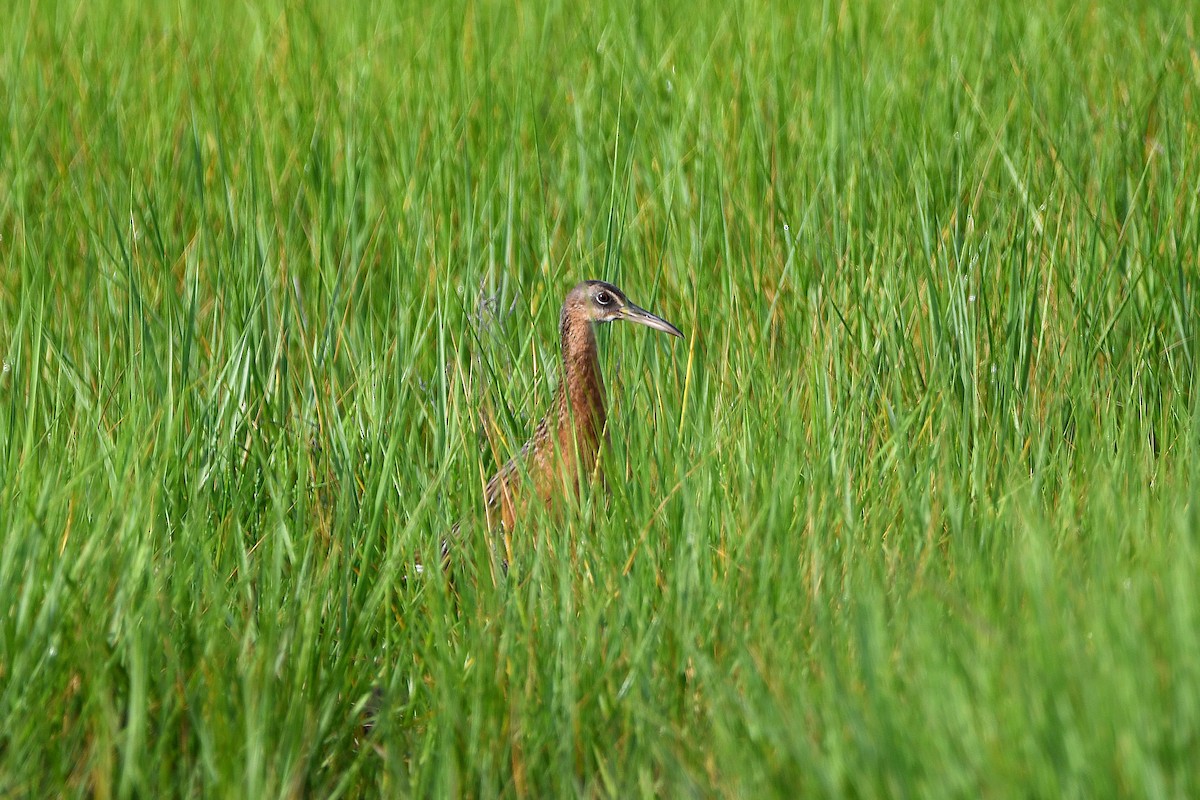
[596,291,612,306]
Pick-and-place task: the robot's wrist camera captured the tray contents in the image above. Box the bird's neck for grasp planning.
[557,309,606,446]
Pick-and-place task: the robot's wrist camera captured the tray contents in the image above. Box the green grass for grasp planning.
[2,0,1198,795]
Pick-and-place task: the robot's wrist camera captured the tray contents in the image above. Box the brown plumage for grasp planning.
[483,280,684,534]
[364,281,681,736]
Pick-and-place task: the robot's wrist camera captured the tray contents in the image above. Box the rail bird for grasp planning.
[362,281,681,734]
[481,279,683,538]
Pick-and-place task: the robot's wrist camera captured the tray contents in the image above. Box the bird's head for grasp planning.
[565,280,684,338]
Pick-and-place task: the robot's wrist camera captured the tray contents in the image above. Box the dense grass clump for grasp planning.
[2,0,1198,795]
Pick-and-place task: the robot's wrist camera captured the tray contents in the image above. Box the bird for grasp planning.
[481,279,684,540]
[410,279,683,573]
[360,281,681,737]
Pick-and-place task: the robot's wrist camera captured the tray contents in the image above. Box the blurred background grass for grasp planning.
[1,0,1198,796]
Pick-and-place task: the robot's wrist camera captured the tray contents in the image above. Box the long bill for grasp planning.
[622,303,684,338]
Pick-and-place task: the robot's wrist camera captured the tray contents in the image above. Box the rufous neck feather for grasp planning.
[558,306,606,442]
